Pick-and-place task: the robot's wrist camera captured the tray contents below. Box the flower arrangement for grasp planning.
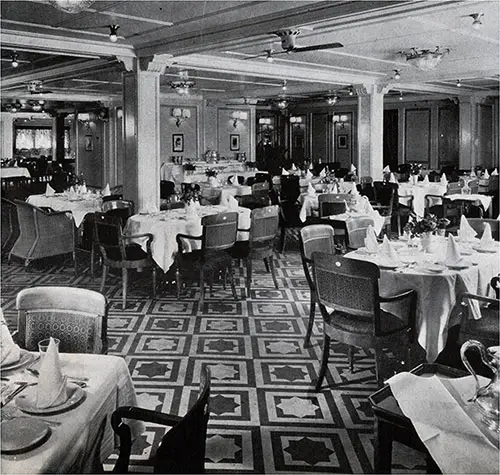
[403,212,450,237]
[320,169,338,185]
[205,167,219,178]
[244,161,257,169]
[181,184,200,204]
[410,163,423,176]
[183,162,196,171]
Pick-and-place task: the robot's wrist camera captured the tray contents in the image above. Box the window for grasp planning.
[14,127,70,156]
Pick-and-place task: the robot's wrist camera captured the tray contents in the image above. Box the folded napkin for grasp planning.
[491,168,498,176]
[350,185,360,196]
[102,183,111,196]
[308,163,314,170]
[350,164,357,173]
[328,183,338,194]
[470,169,477,177]
[282,168,289,176]
[364,225,379,253]
[389,173,397,183]
[1,320,21,366]
[444,234,462,266]
[458,215,477,241]
[69,186,76,194]
[479,223,495,250]
[45,183,56,196]
[227,195,239,211]
[36,337,68,409]
[228,175,235,185]
[80,183,88,194]
[307,182,316,195]
[319,168,326,177]
[291,163,297,171]
[483,169,490,179]
[383,165,391,173]
[440,173,448,185]
[422,175,430,185]
[378,236,400,266]
[305,170,313,180]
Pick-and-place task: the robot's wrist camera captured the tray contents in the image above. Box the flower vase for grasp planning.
[420,232,436,253]
[185,202,197,217]
[208,176,218,187]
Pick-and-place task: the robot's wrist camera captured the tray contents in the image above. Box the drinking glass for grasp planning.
[38,338,60,360]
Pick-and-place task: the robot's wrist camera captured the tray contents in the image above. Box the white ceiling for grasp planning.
[1,0,499,111]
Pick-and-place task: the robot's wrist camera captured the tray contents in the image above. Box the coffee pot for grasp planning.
[460,340,500,432]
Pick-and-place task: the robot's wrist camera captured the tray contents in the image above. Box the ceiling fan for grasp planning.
[246,29,343,61]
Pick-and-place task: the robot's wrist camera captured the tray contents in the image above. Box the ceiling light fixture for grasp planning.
[348,87,354,96]
[277,99,288,110]
[399,91,403,101]
[401,47,450,71]
[11,52,19,68]
[393,69,401,80]
[469,13,484,30]
[326,95,338,105]
[109,25,119,43]
[265,50,274,63]
[170,71,195,96]
[48,0,95,14]
[281,80,287,92]
[456,79,462,88]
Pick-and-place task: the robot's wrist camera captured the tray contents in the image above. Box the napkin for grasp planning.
[328,183,338,194]
[422,175,430,185]
[1,320,21,366]
[45,183,56,196]
[350,184,360,196]
[491,168,498,176]
[364,225,379,253]
[378,235,400,266]
[440,173,448,185]
[383,165,391,173]
[227,195,239,211]
[102,183,111,196]
[319,168,326,177]
[444,234,462,266]
[479,223,495,250]
[228,175,235,185]
[69,186,76,194]
[458,215,477,241]
[307,182,316,195]
[308,163,313,170]
[389,173,397,183]
[36,337,68,409]
[291,163,297,171]
[282,168,289,176]
[305,170,313,180]
[80,183,88,194]
[483,169,490,179]
[470,169,477,177]
[350,164,356,173]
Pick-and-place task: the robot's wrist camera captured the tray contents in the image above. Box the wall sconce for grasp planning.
[289,116,303,125]
[172,108,191,127]
[259,117,273,131]
[231,110,248,128]
[332,114,349,128]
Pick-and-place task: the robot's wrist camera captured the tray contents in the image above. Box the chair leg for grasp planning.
[152,266,157,298]
[315,334,331,392]
[228,261,238,301]
[348,347,355,373]
[246,258,252,298]
[122,268,128,309]
[278,227,286,254]
[199,268,205,307]
[264,258,270,273]
[304,292,315,348]
[175,268,181,299]
[90,245,95,277]
[100,265,108,293]
[268,256,279,289]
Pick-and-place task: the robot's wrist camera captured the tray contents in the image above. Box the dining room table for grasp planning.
[124,204,251,273]
[200,182,252,205]
[1,352,142,474]
[26,192,103,227]
[1,167,32,179]
[397,182,447,217]
[445,193,493,218]
[345,236,500,362]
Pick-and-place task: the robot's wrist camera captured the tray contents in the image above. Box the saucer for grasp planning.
[16,383,85,415]
[0,418,50,454]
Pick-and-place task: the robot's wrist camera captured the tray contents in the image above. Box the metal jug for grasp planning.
[460,341,500,432]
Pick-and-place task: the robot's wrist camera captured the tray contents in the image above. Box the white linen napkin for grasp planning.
[282,168,289,176]
[389,173,397,183]
[470,169,477,177]
[307,183,316,195]
[491,168,498,176]
[80,183,88,194]
[305,170,313,180]
[378,236,400,266]
[227,195,239,211]
[328,183,338,194]
[45,183,56,196]
[383,165,391,173]
[458,215,477,241]
[69,186,76,194]
[440,173,448,185]
[350,164,356,173]
[1,320,21,366]
[422,175,430,185]
[479,223,495,250]
[36,337,68,409]
[364,225,379,253]
[102,183,111,196]
[291,163,297,171]
[483,169,490,179]
[228,175,235,185]
[444,234,462,266]
[319,168,326,177]
[350,185,359,196]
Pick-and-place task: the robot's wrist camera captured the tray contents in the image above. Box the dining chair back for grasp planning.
[1,197,19,253]
[280,175,300,203]
[251,181,270,198]
[312,252,416,390]
[299,225,335,347]
[181,182,201,194]
[203,212,239,251]
[466,219,500,241]
[160,180,176,200]
[318,193,349,218]
[102,199,135,226]
[102,194,123,202]
[345,216,376,249]
[111,367,211,474]
[16,286,108,354]
[446,182,462,195]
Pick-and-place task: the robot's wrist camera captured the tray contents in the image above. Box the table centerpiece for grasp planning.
[403,213,450,253]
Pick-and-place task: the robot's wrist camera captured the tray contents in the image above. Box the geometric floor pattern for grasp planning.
[0,246,426,473]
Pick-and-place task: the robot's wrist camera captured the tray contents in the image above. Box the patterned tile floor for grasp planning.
[1,248,426,473]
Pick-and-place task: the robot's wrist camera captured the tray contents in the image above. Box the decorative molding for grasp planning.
[117,56,135,72]
[139,55,173,73]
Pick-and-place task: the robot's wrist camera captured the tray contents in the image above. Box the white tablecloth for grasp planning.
[27,193,103,227]
[446,193,492,213]
[1,167,31,179]
[345,239,500,362]
[125,205,251,272]
[200,183,252,205]
[1,353,142,474]
[398,182,447,217]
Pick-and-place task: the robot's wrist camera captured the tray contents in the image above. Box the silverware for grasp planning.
[25,368,87,388]
[1,382,28,407]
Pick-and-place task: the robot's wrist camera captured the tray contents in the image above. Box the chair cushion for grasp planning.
[106,244,148,261]
[325,309,407,335]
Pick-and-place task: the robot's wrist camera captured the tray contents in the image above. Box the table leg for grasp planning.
[374,418,393,473]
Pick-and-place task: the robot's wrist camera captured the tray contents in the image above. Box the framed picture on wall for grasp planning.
[337,134,348,149]
[85,135,93,151]
[230,134,240,151]
[172,134,184,152]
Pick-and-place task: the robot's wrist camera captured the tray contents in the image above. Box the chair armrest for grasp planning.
[458,292,500,306]
[123,232,153,242]
[176,233,202,254]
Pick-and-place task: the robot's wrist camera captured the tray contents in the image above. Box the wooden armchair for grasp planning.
[9,199,75,268]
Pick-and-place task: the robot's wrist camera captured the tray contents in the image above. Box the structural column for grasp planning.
[122,57,168,212]
[356,84,387,179]
[458,96,478,170]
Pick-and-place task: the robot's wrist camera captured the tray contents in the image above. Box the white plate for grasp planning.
[0,418,50,454]
[473,245,498,254]
[0,350,35,372]
[378,262,399,270]
[424,264,446,273]
[16,383,85,415]
[446,263,469,270]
